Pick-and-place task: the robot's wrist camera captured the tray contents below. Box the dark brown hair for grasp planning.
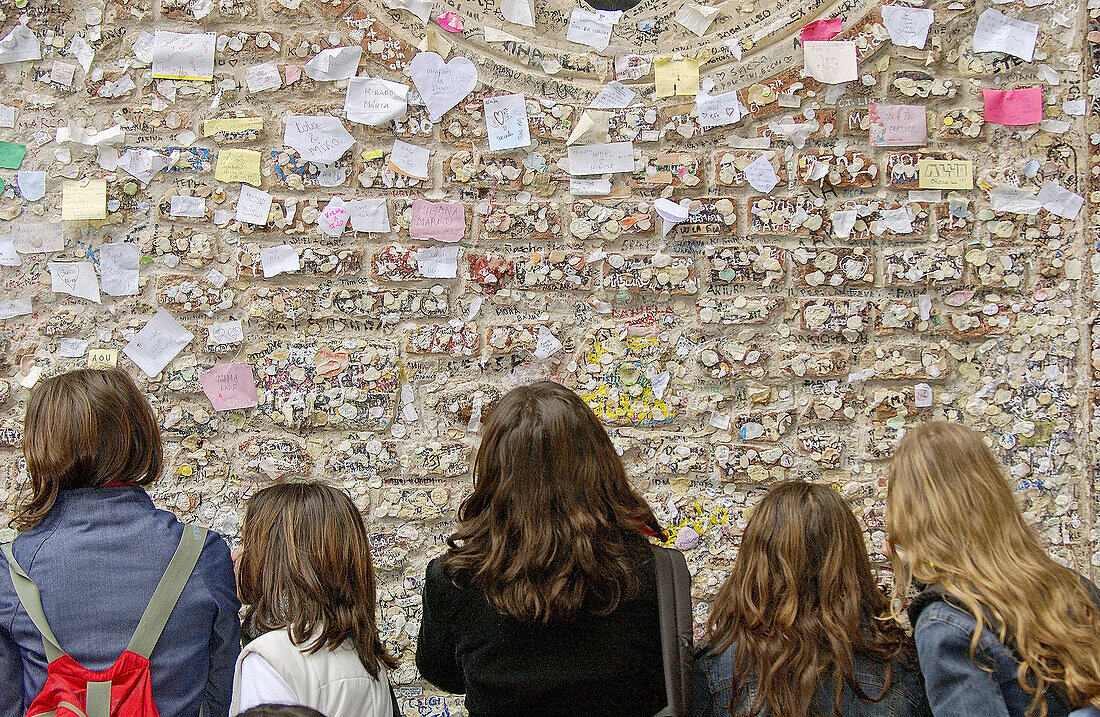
[701,481,912,717]
[441,380,664,623]
[15,367,163,531]
[238,706,326,717]
[237,482,397,677]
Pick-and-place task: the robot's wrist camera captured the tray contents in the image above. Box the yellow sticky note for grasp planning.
[215,149,262,186]
[362,149,385,162]
[61,180,107,221]
[917,158,974,190]
[202,117,263,137]
[654,56,700,98]
[88,348,118,368]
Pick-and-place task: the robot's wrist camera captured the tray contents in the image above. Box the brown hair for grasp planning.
[15,367,163,531]
[237,482,397,677]
[887,422,1100,716]
[238,707,326,717]
[701,481,912,717]
[441,380,664,623]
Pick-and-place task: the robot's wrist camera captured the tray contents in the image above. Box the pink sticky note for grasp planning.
[200,363,259,411]
[983,87,1042,126]
[437,11,465,32]
[284,64,302,86]
[409,199,465,242]
[801,18,842,42]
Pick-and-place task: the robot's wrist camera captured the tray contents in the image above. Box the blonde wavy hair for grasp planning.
[886,421,1100,716]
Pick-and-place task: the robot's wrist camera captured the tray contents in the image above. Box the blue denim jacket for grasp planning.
[0,486,242,717]
[694,638,931,717]
[914,599,1079,717]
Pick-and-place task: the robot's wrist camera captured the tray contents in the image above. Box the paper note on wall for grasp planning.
[567,142,635,175]
[347,199,391,232]
[654,57,700,98]
[483,93,532,151]
[87,348,118,368]
[973,9,1038,62]
[868,103,927,146]
[918,159,973,189]
[803,41,858,83]
[200,363,259,411]
[415,245,461,278]
[259,245,301,278]
[284,115,355,164]
[881,6,933,49]
[236,185,273,225]
[0,141,26,169]
[409,199,465,242]
[61,180,107,221]
[10,222,63,253]
[123,308,194,377]
[215,149,262,186]
[99,243,140,297]
[202,118,263,137]
[388,140,431,180]
[983,87,1042,126]
[49,261,101,303]
[408,52,478,123]
[345,78,409,126]
[151,31,216,81]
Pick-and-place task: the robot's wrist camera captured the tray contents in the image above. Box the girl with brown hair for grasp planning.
[230,482,398,717]
[695,481,928,717]
[887,422,1100,717]
[415,380,673,716]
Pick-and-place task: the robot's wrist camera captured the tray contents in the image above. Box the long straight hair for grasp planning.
[441,381,664,623]
[237,482,398,677]
[887,422,1100,716]
[701,481,911,717]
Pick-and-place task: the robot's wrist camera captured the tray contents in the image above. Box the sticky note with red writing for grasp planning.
[200,363,259,412]
[983,87,1042,126]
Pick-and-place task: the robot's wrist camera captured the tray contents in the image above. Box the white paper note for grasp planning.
[502,0,535,26]
[123,308,194,377]
[68,35,95,74]
[973,9,1038,62]
[246,61,282,93]
[116,148,178,186]
[408,53,478,123]
[533,326,563,359]
[10,223,64,253]
[0,104,15,128]
[304,46,363,81]
[697,90,744,129]
[569,176,612,195]
[914,383,933,407]
[484,93,532,151]
[152,31,216,81]
[0,299,32,319]
[284,115,355,164]
[345,78,409,126]
[59,338,88,357]
[347,198,391,232]
[99,243,140,296]
[384,0,434,22]
[881,5,934,49]
[567,142,635,175]
[0,237,19,266]
[590,81,637,109]
[389,139,431,180]
[170,195,206,218]
[567,9,615,50]
[50,261,101,303]
[236,185,274,226]
[654,198,689,236]
[415,245,460,278]
[17,171,45,201]
[208,319,244,344]
[744,154,779,193]
[259,245,301,278]
[0,25,41,65]
[1037,180,1084,220]
[319,196,351,237]
[675,3,720,37]
[803,41,858,83]
[50,60,77,87]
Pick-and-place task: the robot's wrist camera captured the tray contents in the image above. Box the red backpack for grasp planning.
[2,524,208,717]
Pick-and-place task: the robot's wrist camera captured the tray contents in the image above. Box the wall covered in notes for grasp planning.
[0,0,1097,711]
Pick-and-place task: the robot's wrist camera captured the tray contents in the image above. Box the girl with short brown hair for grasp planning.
[230,482,397,717]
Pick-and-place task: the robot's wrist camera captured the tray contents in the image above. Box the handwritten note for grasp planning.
[151,31,215,81]
[200,363,259,411]
[17,170,45,201]
[203,117,263,137]
[58,338,88,358]
[245,61,282,93]
[345,77,409,126]
[800,17,842,41]
[388,139,431,180]
[0,299,31,320]
[49,261,101,303]
[303,46,362,81]
[1037,180,1084,220]
[983,87,1042,126]
[236,185,273,225]
[415,245,460,278]
[259,245,300,278]
[744,154,780,194]
[170,195,206,218]
[61,180,107,221]
[208,319,244,345]
[973,9,1038,62]
[10,222,63,253]
[99,243,140,296]
[0,141,26,169]
[918,158,974,190]
[590,81,636,109]
[409,199,465,242]
[483,93,532,151]
[654,57,700,98]
[0,236,18,266]
[697,90,743,129]
[566,8,615,50]
[123,308,194,377]
[675,3,720,37]
[869,103,927,146]
[408,52,478,123]
[215,149,261,186]
[803,41,858,83]
[284,115,354,164]
[87,348,118,368]
[347,198,391,232]
[319,196,351,237]
[881,5,934,49]
[568,142,635,175]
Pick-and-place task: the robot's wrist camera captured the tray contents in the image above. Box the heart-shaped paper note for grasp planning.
[409,52,478,123]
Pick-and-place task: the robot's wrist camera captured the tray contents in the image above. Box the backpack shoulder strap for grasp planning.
[127,524,208,659]
[651,543,694,717]
[2,542,65,663]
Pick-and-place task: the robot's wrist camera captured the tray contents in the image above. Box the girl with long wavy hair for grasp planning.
[229,482,398,717]
[415,381,673,716]
[887,422,1100,717]
[695,481,928,717]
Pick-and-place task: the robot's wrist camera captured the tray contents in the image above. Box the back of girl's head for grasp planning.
[442,380,663,623]
[238,482,397,677]
[238,706,327,717]
[887,421,1100,715]
[16,367,162,531]
[704,481,909,716]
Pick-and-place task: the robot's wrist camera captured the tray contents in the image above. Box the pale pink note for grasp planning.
[200,363,259,411]
[983,87,1042,126]
[409,199,465,242]
[801,18,842,41]
[869,102,927,146]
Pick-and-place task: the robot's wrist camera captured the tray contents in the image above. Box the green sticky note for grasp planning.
[0,142,26,170]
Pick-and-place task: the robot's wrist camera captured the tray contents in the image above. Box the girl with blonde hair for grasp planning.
[886,421,1100,717]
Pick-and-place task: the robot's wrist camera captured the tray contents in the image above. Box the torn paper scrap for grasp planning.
[50,261,101,303]
[123,309,194,377]
[675,3,721,37]
[1037,180,1084,220]
[284,115,355,164]
[259,245,301,278]
[973,8,1038,62]
[347,198,391,232]
[151,30,215,81]
[99,242,140,296]
[0,25,41,65]
[304,46,363,81]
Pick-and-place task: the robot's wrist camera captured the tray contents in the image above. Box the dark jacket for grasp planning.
[0,485,242,717]
[415,538,667,716]
[693,630,930,717]
[910,578,1100,717]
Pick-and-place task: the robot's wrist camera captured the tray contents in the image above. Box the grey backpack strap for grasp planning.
[2,542,65,663]
[127,524,208,659]
[651,544,693,717]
